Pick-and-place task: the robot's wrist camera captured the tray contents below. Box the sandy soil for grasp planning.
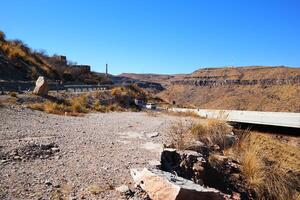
[0,105,186,200]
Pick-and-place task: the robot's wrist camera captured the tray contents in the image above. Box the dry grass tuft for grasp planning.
[28,101,72,115]
[188,119,232,149]
[69,95,88,113]
[105,103,124,112]
[9,92,17,98]
[87,185,106,195]
[50,184,72,200]
[170,118,232,150]
[169,121,192,149]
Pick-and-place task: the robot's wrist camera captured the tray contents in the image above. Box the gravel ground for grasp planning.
[0,105,186,200]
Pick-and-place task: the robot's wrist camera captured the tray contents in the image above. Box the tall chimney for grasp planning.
[106,64,108,76]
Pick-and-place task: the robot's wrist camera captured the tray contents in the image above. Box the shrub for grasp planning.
[0,30,5,41]
[169,121,193,149]
[9,92,18,98]
[70,95,88,113]
[27,103,44,111]
[188,119,232,149]
[92,101,105,112]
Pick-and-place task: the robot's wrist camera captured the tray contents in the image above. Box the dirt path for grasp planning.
[0,106,184,200]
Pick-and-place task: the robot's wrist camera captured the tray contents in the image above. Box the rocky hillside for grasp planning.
[0,31,107,83]
[123,66,300,112]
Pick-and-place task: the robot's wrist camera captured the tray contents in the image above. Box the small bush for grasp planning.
[0,30,5,41]
[27,103,44,111]
[169,121,193,149]
[70,95,88,113]
[87,185,106,195]
[92,101,106,112]
[187,119,232,149]
[106,103,124,112]
[9,92,17,98]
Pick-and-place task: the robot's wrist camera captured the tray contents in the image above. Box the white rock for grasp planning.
[115,185,130,193]
[33,76,49,96]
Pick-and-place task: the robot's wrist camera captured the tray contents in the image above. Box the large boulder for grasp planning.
[130,168,228,200]
[33,76,49,96]
[160,148,207,184]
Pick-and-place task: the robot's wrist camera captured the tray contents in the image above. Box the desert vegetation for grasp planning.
[26,86,146,115]
[169,119,300,199]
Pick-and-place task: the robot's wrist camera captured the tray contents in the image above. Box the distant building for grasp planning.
[69,65,91,72]
[53,55,67,66]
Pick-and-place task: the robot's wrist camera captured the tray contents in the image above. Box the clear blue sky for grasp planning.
[1,0,300,74]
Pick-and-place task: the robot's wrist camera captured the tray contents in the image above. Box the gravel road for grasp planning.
[0,105,186,200]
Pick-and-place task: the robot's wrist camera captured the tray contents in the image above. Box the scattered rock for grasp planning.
[51,147,60,153]
[130,168,228,200]
[45,180,52,186]
[0,143,60,162]
[33,76,49,96]
[146,132,159,138]
[115,184,130,194]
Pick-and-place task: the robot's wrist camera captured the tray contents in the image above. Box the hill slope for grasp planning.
[122,66,300,112]
[0,31,107,83]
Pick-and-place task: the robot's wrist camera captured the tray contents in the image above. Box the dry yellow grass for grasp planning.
[69,95,88,113]
[27,91,138,116]
[228,133,300,200]
[50,184,72,200]
[27,95,89,116]
[169,121,192,149]
[28,101,72,115]
[9,92,17,98]
[87,185,106,195]
[189,119,232,149]
[170,118,232,150]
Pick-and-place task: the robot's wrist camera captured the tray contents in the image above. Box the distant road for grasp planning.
[170,108,300,128]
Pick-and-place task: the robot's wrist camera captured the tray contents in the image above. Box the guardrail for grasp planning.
[0,81,114,92]
[170,108,300,128]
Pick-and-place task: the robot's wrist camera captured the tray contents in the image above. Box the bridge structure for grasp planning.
[169,108,300,129]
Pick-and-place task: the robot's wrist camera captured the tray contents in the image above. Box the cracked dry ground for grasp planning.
[0,106,183,200]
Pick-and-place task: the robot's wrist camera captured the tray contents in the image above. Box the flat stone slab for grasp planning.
[130,168,228,200]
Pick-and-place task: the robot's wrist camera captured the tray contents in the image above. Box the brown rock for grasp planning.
[33,76,49,96]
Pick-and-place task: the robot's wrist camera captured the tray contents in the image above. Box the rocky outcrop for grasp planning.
[33,76,49,96]
[160,148,253,199]
[171,76,300,87]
